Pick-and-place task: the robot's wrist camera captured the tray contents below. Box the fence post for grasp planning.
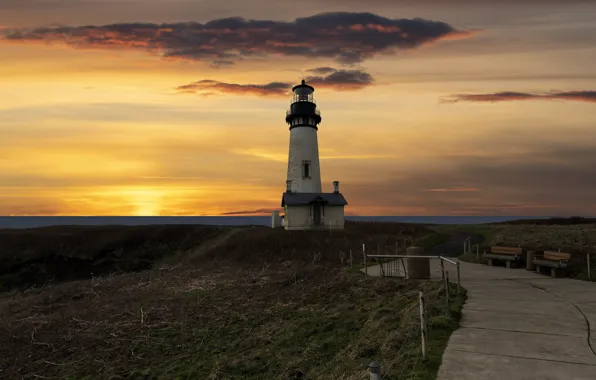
[588,253,592,280]
[445,270,451,316]
[419,290,428,360]
[369,361,381,380]
[476,244,479,260]
[363,244,367,277]
[456,261,461,295]
[440,258,445,281]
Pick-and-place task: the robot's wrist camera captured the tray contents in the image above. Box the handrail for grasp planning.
[364,253,461,291]
[291,96,316,105]
[441,257,458,265]
[366,254,458,266]
[367,254,441,259]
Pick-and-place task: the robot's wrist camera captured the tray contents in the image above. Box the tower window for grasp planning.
[302,160,311,179]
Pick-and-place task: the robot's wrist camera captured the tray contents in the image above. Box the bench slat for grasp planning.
[543,251,571,261]
[491,246,523,255]
[485,253,522,261]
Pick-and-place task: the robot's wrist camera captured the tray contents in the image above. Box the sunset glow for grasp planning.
[2,1,596,216]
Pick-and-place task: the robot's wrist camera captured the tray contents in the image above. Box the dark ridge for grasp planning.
[0,221,435,292]
[489,217,596,226]
[0,225,228,292]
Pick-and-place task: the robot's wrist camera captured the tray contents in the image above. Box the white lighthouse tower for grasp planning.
[280,80,347,230]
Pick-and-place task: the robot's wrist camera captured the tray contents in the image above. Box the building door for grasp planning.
[312,203,322,226]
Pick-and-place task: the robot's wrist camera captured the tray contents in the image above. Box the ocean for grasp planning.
[0,216,558,229]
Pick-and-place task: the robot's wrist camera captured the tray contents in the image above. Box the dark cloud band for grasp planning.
[305,68,374,90]
[1,12,472,64]
[176,80,292,97]
[444,91,596,104]
[176,68,374,97]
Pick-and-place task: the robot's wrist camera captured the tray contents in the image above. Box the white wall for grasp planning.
[324,206,345,230]
[284,205,312,230]
[271,210,281,228]
[284,204,345,230]
[286,126,322,193]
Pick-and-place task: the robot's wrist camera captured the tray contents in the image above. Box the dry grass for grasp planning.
[0,262,464,380]
[0,222,463,379]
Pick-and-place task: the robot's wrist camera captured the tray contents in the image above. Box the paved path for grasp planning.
[363,260,596,379]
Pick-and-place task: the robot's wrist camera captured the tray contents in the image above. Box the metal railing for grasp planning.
[286,108,321,117]
[291,94,316,104]
[364,253,461,293]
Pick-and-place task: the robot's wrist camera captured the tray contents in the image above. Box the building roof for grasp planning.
[292,79,315,93]
[281,192,348,207]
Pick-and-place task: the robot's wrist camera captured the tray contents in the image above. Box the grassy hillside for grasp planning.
[0,222,463,379]
[437,223,596,252]
[0,221,437,292]
[201,221,437,265]
[0,264,463,380]
[0,225,231,292]
[437,223,596,279]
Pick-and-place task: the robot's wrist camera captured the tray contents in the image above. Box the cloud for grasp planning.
[424,187,479,192]
[344,143,596,216]
[304,68,374,90]
[176,80,292,97]
[176,67,374,96]
[444,91,596,104]
[306,67,338,75]
[221,208,281,215]
[210,59,236,68]
[0,12,472,64]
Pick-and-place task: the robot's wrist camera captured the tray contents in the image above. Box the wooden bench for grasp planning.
[532,251,571,278]
[484,246,524,268]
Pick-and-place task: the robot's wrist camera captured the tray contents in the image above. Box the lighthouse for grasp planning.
[280,80,347,230]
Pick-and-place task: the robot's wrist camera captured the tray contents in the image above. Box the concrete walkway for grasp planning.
[363,260,596,379]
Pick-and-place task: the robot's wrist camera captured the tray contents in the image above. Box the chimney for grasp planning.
[333,181,339,193]
[286,180,292,193]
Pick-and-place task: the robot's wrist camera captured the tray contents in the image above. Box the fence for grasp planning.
[363,253,461,293]
[363,252,461,379]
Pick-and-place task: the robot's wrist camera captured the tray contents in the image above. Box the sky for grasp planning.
[1,0,596,217]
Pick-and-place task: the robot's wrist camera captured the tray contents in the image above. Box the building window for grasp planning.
[302,160,311,179]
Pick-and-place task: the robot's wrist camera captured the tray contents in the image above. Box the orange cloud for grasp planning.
[443,91,596,104]
[176,68,374,97]
[176,80,292,97]
[424,187,480,192]
[221,208,282,216]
